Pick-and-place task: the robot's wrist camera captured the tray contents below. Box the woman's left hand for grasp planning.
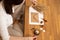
[30,0,37,5]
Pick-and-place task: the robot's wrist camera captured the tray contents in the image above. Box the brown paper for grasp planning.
[32,4,45,12]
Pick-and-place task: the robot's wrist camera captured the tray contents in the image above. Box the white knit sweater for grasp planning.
[0,2,13,40]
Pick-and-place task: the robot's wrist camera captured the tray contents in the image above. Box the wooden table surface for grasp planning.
[24,0,60,40]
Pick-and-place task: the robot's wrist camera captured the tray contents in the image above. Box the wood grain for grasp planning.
[24,0,60,40]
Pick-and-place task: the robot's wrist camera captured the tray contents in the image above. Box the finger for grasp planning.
[30,0,37,5]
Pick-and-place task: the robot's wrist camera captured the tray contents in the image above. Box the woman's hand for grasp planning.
[30,0,37,5]
[10,36,37,40]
